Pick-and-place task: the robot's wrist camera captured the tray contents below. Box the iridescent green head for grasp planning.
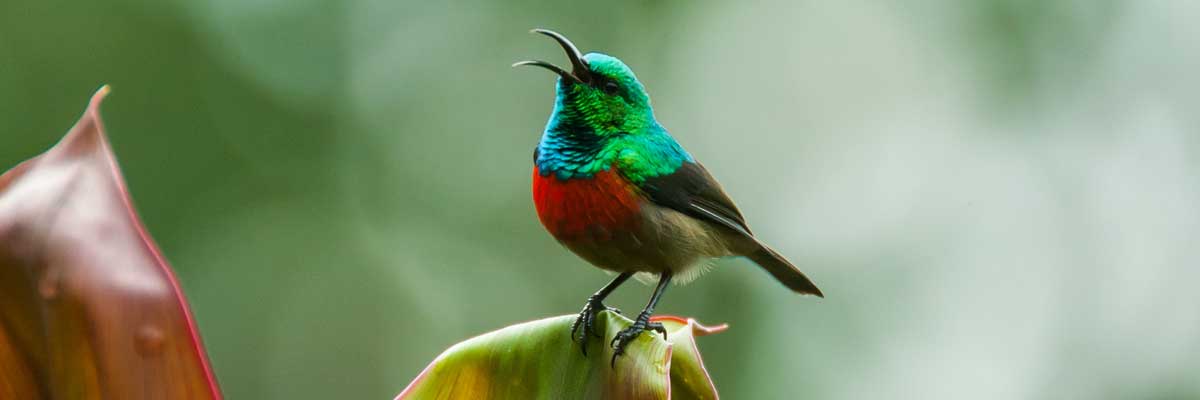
[517,29,690,181]
[515,29,655,136]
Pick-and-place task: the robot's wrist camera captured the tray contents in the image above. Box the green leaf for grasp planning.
[0,87,222,399]
[396,312,726,400]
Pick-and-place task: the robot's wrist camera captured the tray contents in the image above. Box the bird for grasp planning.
[515,28,823,365]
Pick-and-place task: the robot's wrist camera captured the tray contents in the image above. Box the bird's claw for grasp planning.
[609,314,667,367]
[570,296,621,356]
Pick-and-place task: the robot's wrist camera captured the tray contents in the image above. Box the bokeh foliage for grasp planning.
[2,1,1198,399]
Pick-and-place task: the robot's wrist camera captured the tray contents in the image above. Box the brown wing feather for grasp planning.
[637,162,752,238]
[637,161,824,296]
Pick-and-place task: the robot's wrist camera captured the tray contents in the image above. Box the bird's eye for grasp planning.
[602,81,620,94]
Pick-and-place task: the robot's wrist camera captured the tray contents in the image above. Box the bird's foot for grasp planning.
[610,312,668,367]
[570,296,621,356]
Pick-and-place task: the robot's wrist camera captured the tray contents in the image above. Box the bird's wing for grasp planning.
[636,161,754,238]
[633,160,824,296]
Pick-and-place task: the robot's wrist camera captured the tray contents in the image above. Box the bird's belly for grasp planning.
[532,167,733,277]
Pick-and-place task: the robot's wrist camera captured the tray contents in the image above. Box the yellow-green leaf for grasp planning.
[396,312,726,400]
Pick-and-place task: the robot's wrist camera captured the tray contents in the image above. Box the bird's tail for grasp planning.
[747,243,824,297]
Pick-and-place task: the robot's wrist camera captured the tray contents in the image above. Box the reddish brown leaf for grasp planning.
[0,86,222,399]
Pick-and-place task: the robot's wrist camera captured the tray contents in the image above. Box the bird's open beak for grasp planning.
[513,28,592,84]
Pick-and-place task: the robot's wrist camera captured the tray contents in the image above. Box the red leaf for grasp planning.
[0,86,222,399]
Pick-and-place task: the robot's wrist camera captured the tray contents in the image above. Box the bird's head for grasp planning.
[515,29,656,137]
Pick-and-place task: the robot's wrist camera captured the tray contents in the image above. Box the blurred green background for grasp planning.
[3,1,1199,399]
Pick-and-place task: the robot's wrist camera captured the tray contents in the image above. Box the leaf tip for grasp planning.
[90,84,111,111]
[695,322,729,336]
[650,315,729,337]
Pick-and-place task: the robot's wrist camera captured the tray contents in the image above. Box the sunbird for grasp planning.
[516,29,823,365]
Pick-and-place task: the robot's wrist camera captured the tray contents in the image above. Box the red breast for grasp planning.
[532,167,643,241]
